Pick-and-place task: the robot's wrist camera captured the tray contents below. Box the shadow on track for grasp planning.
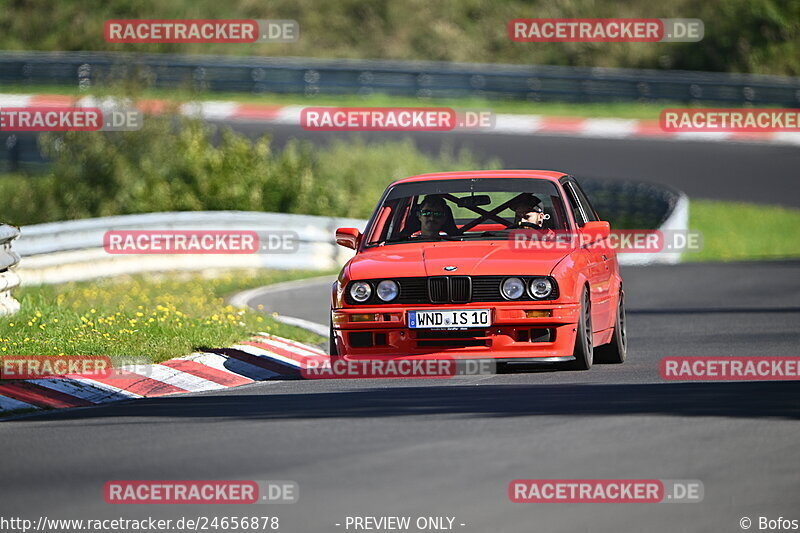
[12,381,800,423]
[628,307,800,315]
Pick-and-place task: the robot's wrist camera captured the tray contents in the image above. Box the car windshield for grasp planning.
[364,177,570,246]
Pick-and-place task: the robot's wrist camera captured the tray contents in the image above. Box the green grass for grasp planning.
[687,200,800,262]
[0,269,330,364]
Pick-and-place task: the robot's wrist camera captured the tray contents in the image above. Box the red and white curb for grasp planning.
[1,93,798,146]
[0,333,328,417]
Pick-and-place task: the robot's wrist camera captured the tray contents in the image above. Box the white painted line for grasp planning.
[262,312,330,337]
[772,132,800,145]
[122,364,227,392]
[229,275,336,308]
[229,276,334,340]
[490,114,543,134]
[581,118,638,138]
[231,344,305,369]
[0,93,33,106]
[274,105,305,124]
[77,96,134,109]
[673,131,732,141]
[0,394,39,412]
[180,101,237,120]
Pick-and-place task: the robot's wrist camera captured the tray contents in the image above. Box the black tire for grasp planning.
[329,318,339,357]
[567,288,593,370]
[595,288,627,364]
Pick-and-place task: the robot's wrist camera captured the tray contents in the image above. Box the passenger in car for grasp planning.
[508,194,548,229]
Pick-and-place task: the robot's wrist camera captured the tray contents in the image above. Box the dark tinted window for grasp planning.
[364,178,568,246]
[563,180,597,227]
[572,180,599,222]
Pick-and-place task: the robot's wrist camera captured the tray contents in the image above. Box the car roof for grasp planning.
[389,170,568,186]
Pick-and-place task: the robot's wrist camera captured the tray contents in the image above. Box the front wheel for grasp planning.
[329,318,339,357]
[595,288,627,364]
[567,288,593,370]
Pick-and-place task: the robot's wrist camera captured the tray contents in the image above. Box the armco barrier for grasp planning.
[11,180,688,285]
[0,224,21,315]
[13,211,365,285]
[2,51,799,106]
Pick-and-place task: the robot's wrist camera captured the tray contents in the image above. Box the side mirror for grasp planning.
[580,221,610,243]
[335,227,362,250]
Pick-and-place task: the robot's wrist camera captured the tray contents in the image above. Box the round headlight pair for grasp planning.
[501,277,554,300]
[349,280,398,303]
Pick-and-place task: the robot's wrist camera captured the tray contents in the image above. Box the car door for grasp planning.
[563,179,614,332]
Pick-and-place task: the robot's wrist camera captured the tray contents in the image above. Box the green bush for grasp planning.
[0,113,499,226]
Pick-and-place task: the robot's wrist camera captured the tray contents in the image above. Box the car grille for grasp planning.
[450,276,471,303]
[345,276,558,305]
[428,277,449,303]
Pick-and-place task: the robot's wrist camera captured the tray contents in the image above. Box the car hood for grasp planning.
[346,241,571,279]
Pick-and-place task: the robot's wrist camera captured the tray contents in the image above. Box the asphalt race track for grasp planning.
[1,129,799,533]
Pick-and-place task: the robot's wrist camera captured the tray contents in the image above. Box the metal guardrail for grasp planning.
[0,223,21,315]
[14,211,365,285]
[2,51,800,106]
[11,179,688,286]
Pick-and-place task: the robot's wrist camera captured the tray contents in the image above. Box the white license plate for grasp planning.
[408,309,491,329]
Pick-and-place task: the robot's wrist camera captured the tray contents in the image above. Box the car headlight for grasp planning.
[376,280,399,302]
[501,277,525,300]
[529,277,553,299]
[349,281,372,302]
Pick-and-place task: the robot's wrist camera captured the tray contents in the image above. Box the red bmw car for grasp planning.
[330,170,626,370]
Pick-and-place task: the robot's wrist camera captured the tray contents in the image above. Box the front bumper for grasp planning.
[332,303,580,360]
